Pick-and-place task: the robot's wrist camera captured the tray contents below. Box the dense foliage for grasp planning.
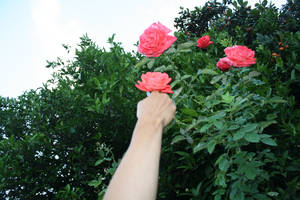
[1,0,299,199]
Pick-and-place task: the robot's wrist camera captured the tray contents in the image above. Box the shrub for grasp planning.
[1,0,299,199]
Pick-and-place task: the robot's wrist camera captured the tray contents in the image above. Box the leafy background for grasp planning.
[1,0,299,199]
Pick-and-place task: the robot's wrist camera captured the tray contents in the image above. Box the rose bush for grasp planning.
[138,22,177,57]
[1,1,299,200]
[224,45,256,67]
[135,72,173,93]
[197,35,213,48]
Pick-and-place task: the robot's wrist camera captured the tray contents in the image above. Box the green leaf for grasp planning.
[207,140,216,154]
[233,130,245,141]
[181,75,192,80]
[66,184,70,192]
[228,125,239,130]
[182,108,198,117]
[88,178,102,188]
[153,65,167,72]
[245,133,260,143]
[215,173,226,187]
[222,92,235,104]
[214,121,224,130]
[235,123,258,139]
[209,111,226,121]
[267,192,279,197]
[291,69,295,80]
[200,69,218,75]
[178,49,192,53]
[261,137,277,146]
[177,41,194,50]
[170,80,181,87]
[218,157,230,172]
[95,159,104,166]
[200,123,212,133]
[172,87,183,99]
[248,71,261,78]
[135,57,150,68]
[171,135,185,145]
[269,96,287,103]
[210,75,224,84]
[147,58,155,69]
[244,165,258,180]
[193,142,206,153]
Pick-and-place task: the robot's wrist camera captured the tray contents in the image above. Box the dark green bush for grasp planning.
[1,0,299,199]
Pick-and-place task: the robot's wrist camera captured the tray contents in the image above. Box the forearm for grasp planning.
[103,118,163,200]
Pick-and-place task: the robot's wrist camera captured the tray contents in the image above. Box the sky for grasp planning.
[0,0,286,98]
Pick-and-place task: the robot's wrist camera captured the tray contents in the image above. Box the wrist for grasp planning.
[137,116,163,131]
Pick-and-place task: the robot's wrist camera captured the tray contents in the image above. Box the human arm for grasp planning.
[103,91,176,200]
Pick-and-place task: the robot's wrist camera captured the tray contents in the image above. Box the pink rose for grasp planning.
[217,57,233,71]
[138,22,177,57]
[224,45,256,67]
[197,35,213,48]
[135,72,173,93]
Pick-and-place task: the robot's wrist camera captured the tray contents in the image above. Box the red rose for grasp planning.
[135,72,173,93]
[217,57,233,71]
[224,45,256,67]
[138,22,177,58]
[197,35,213,48]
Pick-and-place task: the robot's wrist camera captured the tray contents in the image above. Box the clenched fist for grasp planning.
[137,91,176,128]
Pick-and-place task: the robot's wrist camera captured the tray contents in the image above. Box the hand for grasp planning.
[137,91,176,128]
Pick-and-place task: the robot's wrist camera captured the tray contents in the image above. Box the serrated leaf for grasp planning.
[245,133,260,143]
[261,137,277,146]
[207,140,216,154]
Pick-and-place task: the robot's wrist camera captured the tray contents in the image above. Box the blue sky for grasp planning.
[0,0,286,97]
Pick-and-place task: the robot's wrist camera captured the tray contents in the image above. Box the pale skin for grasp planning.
[103,91,176,200]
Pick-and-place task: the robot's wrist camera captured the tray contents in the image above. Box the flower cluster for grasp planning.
[217,45,256,71]
[136,22,257,93]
